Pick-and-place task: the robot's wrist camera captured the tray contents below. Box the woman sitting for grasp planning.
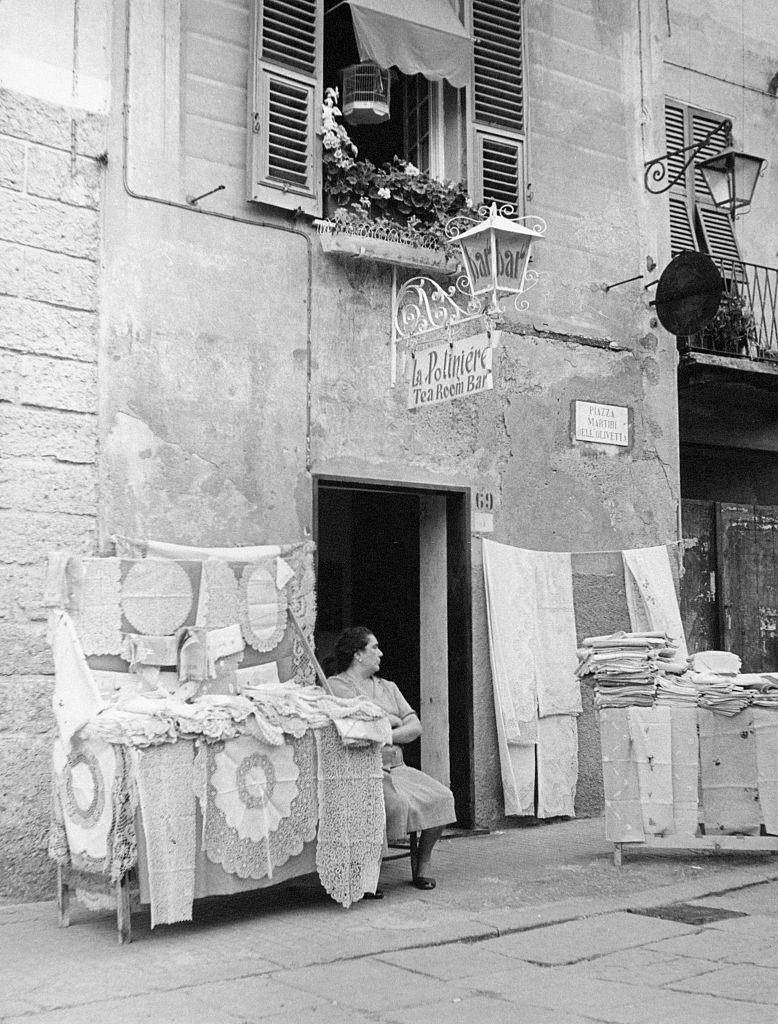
[327,626,456,891]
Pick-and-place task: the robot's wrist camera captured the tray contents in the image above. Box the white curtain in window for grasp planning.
[345,0,472,88]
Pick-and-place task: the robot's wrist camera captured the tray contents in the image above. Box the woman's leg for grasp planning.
[414,826,443,878]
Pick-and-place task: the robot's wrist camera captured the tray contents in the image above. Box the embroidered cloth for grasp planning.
[50,610,105,749]
[699,707,760,836]
[314,723,384,907]
[627,706,673,835]
[195,732,317,881]
[51,736,122,873]
[71,558,123,656]
[121,559,194,635]
[133,741,196,926]
[622,546,688,659]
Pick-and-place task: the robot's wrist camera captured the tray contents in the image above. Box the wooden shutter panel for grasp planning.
[691,110,728,205]
[475,128,522,207]
[664,103,687,193]
[669,194,696,257]
[470,0,525,208]
[248,0,322,214]
[697,205,741,263]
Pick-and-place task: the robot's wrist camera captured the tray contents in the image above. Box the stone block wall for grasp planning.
[0,88,104,900]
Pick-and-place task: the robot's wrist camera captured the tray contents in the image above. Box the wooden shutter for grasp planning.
[697,205,741,263]
[664,101,739,262]
[470,0,525,208]
[669,194,696,257]
[248,0,322,215]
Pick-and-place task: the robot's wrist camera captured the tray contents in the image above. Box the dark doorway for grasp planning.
[314,478,474,826]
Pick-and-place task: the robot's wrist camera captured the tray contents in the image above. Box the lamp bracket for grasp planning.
[644,119,732,195]
[394,275,541,343]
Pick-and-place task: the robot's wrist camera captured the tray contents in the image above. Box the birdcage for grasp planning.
[340,62,391,125]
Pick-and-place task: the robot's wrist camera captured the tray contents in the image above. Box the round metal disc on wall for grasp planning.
[654,251,724,335]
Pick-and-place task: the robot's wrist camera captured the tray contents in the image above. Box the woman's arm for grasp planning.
[391,713,421,745]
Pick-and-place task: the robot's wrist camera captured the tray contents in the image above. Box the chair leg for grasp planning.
[409,831,419,877]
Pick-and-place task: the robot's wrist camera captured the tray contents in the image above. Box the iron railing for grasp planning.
[679,258,778,362]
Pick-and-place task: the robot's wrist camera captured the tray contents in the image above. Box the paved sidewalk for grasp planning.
[2,817,778,1022]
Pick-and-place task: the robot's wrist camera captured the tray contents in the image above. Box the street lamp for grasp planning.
[644,118,765,218]
[448,203,546,310]
[696,148,767,216]
[393,203,547,342]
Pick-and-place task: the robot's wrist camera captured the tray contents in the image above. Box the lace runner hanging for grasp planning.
[195,731,317,880]
[288,546,317,686]
[71,558,123,656]
[314,724,384,908]
[198,558,242,629]
[134,741,197,927]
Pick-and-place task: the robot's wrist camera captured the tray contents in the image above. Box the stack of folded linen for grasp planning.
[577,631,677,710]
[690,672,752,716]
[737,673,778,708]
[655,674,699,706]
[686,649,751,716]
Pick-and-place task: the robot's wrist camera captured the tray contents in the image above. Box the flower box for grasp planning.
[314,220,458,274]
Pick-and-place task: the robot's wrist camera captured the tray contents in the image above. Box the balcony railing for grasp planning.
[678,258,778,362]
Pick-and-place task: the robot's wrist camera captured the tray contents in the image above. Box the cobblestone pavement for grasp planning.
[1,818,777,1022]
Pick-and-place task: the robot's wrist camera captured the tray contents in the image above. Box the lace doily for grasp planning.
[198,559,242,629]
[121,559,194,635]
[196,731,317,881]
[239,561,288,653]
[71,558,123,656]
[52,737,120,874]
[314,724,384,907]
[110,745,138,883]
[211,735,299,843]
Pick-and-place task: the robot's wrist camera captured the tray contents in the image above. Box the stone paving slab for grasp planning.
[646,928,776,964]
[473,911,696,965]
[566,946,722,986]
[666,963,778,1003]
[383,993,598,1024]
[377,942,518,981]
[272,957,474,1014]
[472,965,778,1024]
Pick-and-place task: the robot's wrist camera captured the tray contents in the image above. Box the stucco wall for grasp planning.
[0,87,106,899]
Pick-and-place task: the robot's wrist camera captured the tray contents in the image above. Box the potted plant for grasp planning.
[315,88,472,271]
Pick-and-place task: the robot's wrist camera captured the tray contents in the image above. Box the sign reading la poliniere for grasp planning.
[407,329,494,410]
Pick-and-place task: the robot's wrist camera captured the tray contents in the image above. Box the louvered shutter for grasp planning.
[248,0,322,215]
[470,0,525,208]
[691,110,740,262]
[669,194,696,257]
[697,205,741,263]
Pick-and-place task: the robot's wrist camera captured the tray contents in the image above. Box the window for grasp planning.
[248,1,527,215]
[665,100,740,263]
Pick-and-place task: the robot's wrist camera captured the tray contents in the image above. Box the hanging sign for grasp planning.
[574,401,630,447]
[408,330,494,410]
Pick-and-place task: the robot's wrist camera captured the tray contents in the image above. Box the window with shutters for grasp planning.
[665,100,740,265]
[248,2,527,218]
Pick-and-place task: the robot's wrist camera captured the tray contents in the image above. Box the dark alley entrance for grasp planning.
[314,478,474,826]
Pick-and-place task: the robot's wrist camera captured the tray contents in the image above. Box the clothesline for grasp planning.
[487,539,684,557]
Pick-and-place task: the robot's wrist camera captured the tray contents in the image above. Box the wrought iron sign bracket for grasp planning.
[644,119,732,195]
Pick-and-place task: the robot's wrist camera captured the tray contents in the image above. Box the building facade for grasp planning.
[1,0,776,899]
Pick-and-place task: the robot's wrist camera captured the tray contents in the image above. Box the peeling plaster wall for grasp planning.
[98,0,683,834]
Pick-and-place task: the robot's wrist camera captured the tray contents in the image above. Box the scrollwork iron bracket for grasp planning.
[644,119,732,195]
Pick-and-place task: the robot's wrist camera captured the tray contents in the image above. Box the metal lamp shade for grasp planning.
[698,148,766,214]
[453,205,543,301]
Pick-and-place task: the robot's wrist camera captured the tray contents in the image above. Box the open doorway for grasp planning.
[314,477,473,826]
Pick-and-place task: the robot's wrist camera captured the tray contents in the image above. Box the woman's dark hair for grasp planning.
[333,626,374,673]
